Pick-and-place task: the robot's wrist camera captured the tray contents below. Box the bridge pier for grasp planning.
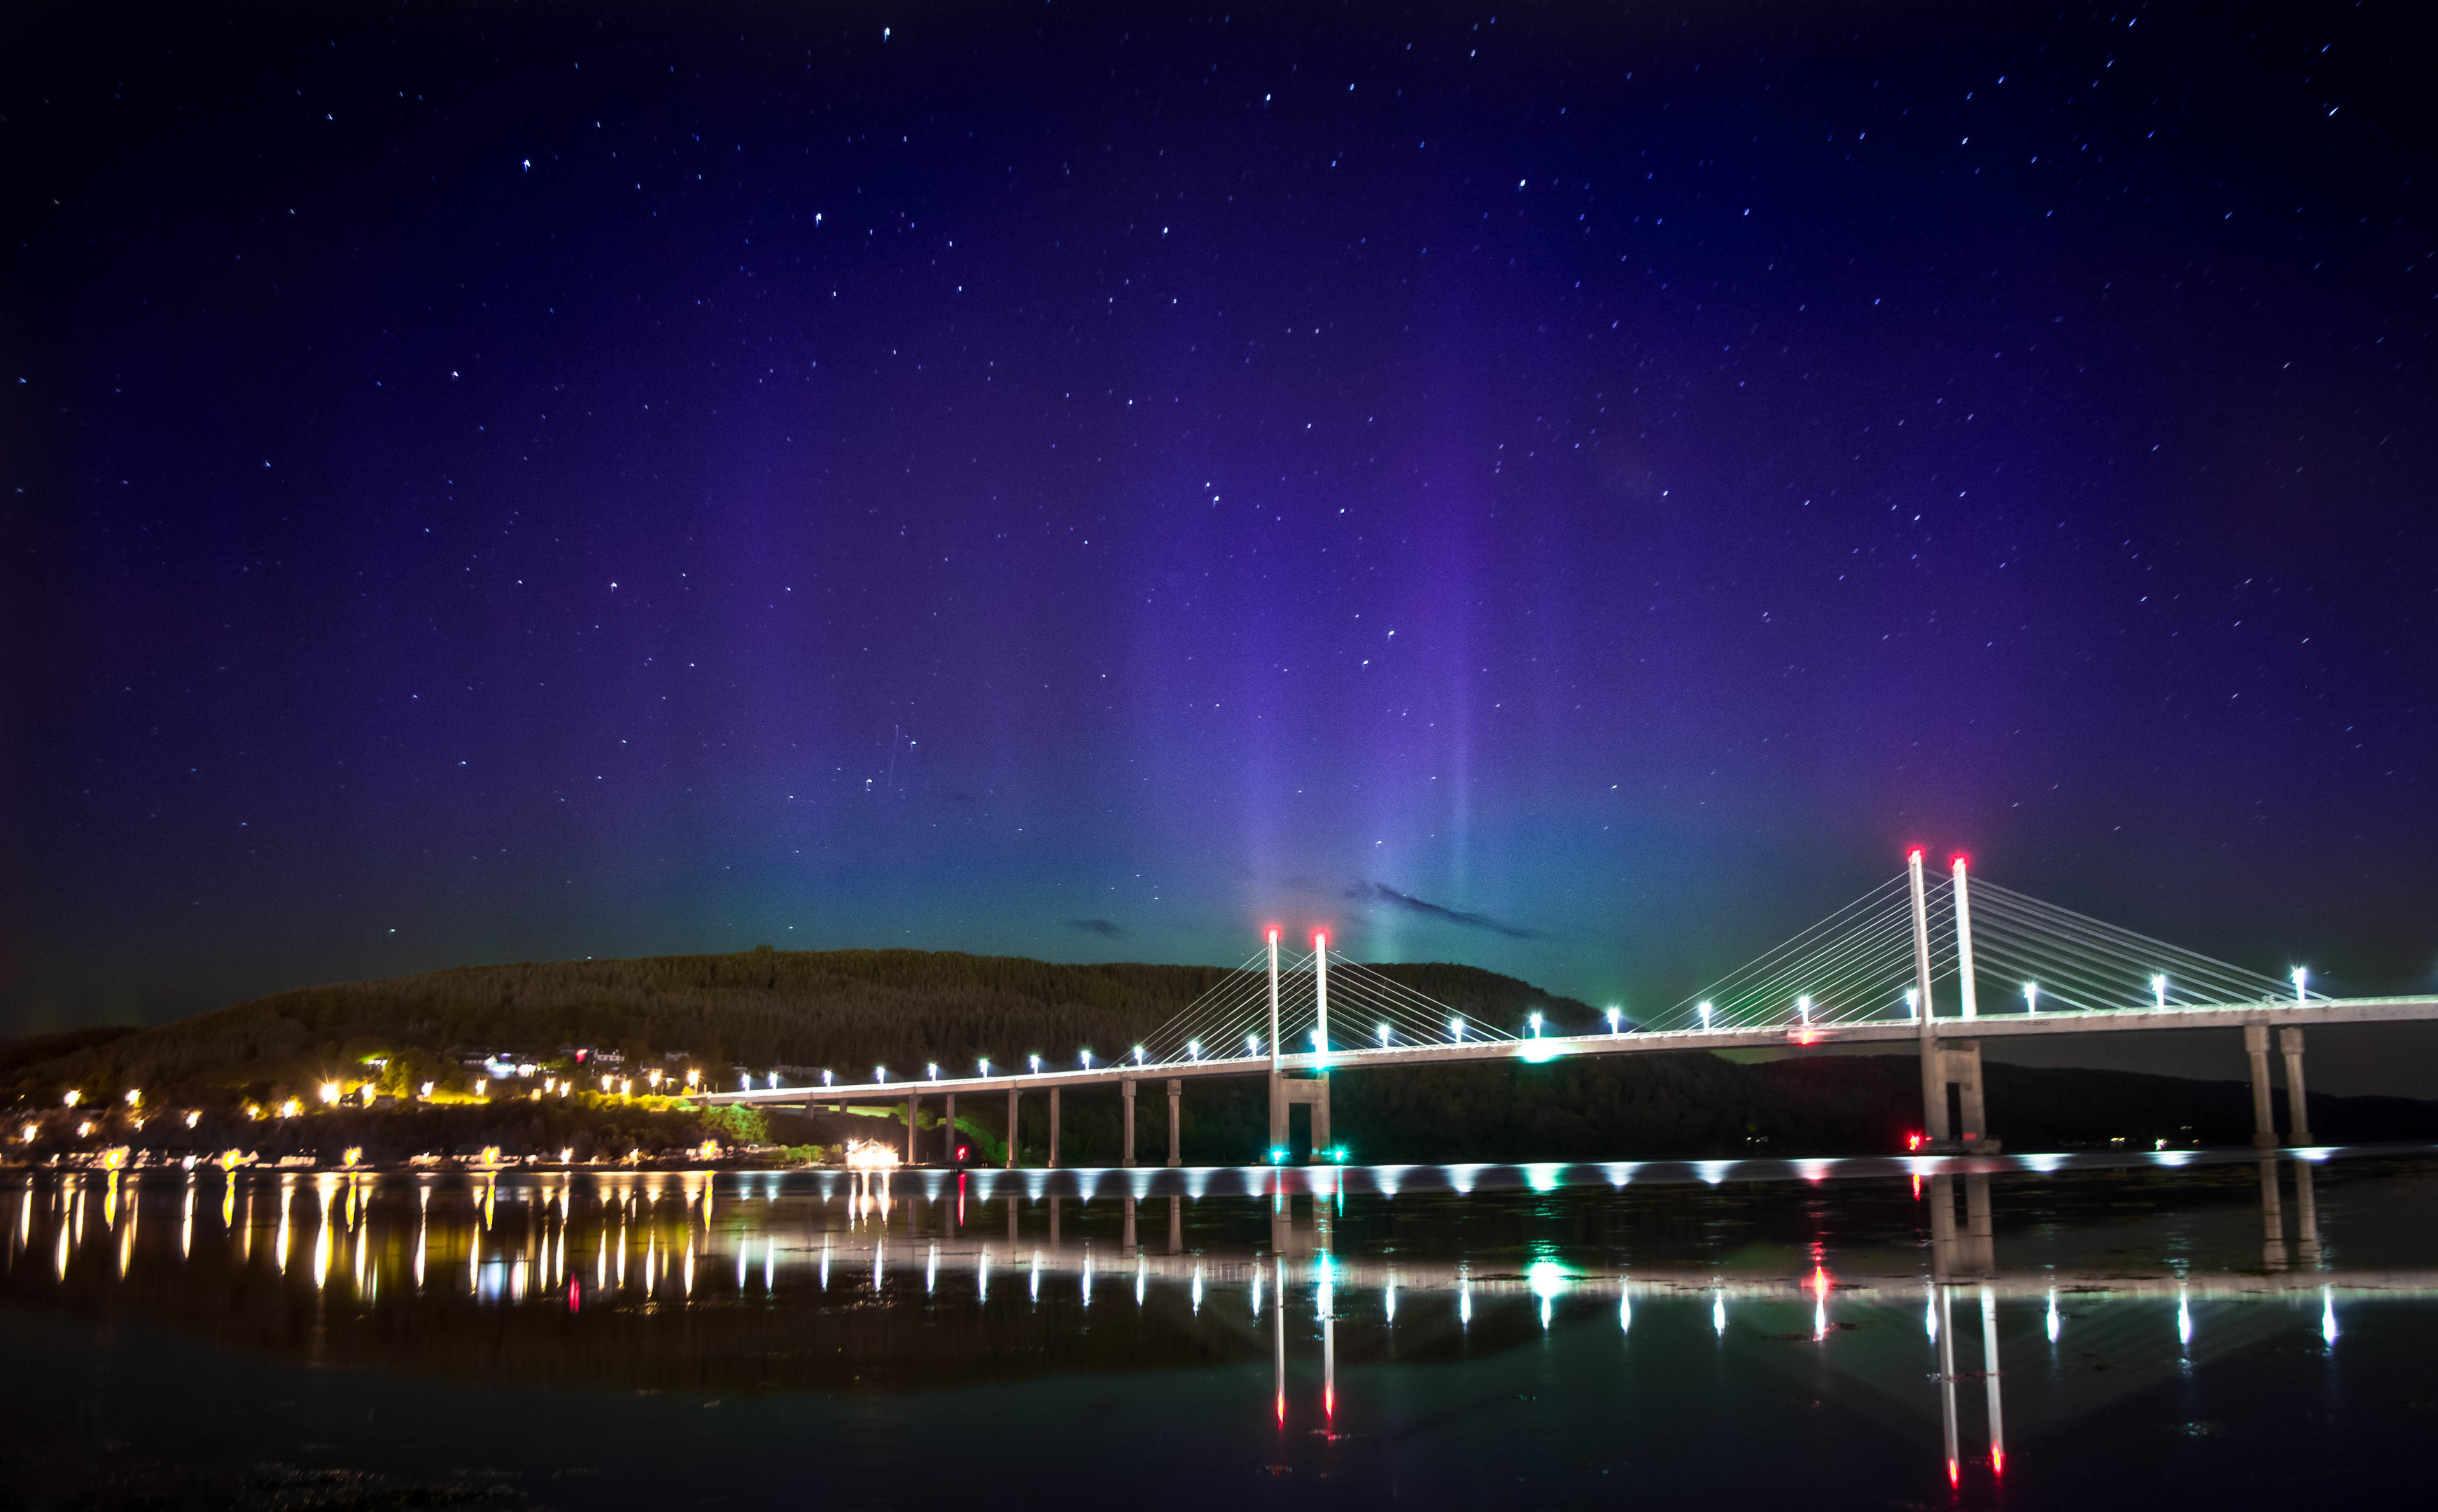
[905,1092,918,1164]
[1004,1087,1018,1169]
[2279,1027,2313,1143]
[2284,1026,2321,1261]
[1269,1072,1332,1161]
[2246,1023,2279,1149]
[1167,1078,1182,1168]
[1121,1078,1137,1168]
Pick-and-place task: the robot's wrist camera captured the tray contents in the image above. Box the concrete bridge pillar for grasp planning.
[1946,1042,1987,1144]
[1166,1078,1182,1168]
[1121,1078,1137,1168]
[2245,1023,2278,1149]
[2283,1026,2322,1262]
[2278,1027,2313,1144]
[1004,1087,1018,1170]
[905,1093,918,1164]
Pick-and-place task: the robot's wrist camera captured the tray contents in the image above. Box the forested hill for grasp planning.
[0,946,1592,1102]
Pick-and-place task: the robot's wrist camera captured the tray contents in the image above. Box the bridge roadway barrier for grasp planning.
[706,995,2438,1107]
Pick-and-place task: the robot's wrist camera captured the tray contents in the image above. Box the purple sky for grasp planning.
[7,3,2435,1087]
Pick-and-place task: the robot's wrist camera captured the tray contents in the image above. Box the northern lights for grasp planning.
[6,3,2435,1091]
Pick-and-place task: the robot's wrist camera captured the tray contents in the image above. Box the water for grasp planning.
[5,1150,2437,1508]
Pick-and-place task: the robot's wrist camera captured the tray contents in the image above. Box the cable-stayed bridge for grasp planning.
[707,850,2438,1165]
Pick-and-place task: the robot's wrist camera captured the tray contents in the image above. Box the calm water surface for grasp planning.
[6,1151,2437,1509]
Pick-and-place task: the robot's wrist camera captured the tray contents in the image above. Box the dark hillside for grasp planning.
[0,946,1587,1109]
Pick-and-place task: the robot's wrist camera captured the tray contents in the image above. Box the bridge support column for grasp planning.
[1005,1088,1019,1170]
[1166,1079,1182,1168]
[905,1093,918,1164]
[1048,1087,1061,1168]
[1268,1071,1289,1158]
[2279,1027,2313,1144]
[1121,1078,1137,1168]
[1945,1041,1987,1144]
[944,1091,957,1165]
[2283,1025,2321,1263]
[2246,1023,2278,1149]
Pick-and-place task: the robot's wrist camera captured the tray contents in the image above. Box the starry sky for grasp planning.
[6,3,2436,1086]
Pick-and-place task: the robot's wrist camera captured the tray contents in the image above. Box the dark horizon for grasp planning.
[7,4,2435,1092]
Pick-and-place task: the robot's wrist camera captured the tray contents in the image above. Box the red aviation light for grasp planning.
[1313,929,1329,951]
[1325,1383,1336,1418]
[1991,1448,2005,1476]
[1950,853,1970,872]
[1907,1130,1925,1152]
[1948,1457,1961,1488]
[1907,847,1925,864]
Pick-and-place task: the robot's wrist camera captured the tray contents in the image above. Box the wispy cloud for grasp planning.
[1065,918,1124,938]
[1343,882,1541,939]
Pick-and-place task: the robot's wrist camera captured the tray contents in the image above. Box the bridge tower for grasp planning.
[1914,851,1996,1158]
[1268,929,1333,1160]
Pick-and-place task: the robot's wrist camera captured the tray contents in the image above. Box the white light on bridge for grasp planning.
[2024,982,2039,1014]
[1450,1016,1465,1042]
[1378,1023,1392,1047]
[1246,1034,1259,1054]
[1699,1001,1714,1030]
[2292,967,2309,1005]
[1186,1040,1200,1060]
[767,1072,780,1088]
[738,1073,750,1091]
[1904,988,1918,1021]
[822,1070,834,1086]
[876,1066,887,1084]
[1030,1056,1042,1074]
[2152,974,2169,1010]
[979,1059,991,1076]
[1797,995,1812,1027]
[1527,1010,1543,1037]
[1079,1050,1093,1069]
[927,1063,939,1080]
[1606,1007,1621,1035]
[1134,1045,1147,1064]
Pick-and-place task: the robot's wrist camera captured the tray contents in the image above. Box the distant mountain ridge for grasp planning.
[0,946,1589,1102]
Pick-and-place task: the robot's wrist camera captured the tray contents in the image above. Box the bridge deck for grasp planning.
[702,994,2438,1107]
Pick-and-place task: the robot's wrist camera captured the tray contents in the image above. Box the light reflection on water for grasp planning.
[3,1152,2435,1504]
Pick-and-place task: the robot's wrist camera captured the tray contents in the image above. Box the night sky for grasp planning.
[8,4,2436,1087]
